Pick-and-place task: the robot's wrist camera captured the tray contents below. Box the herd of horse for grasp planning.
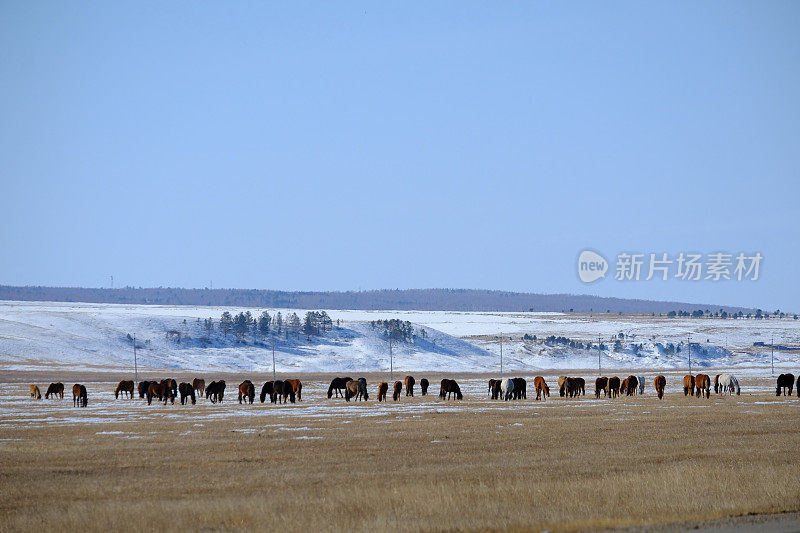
[27,373,800,407]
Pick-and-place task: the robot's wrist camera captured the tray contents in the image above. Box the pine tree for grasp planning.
[220,311,233,337]
[258,311,271,337]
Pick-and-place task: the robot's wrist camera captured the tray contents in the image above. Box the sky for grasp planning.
[1,1,798,311]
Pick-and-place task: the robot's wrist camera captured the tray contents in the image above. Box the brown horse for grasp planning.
[393,381,403,401]
[558,376,568,397]
[654,375,666,399]
[488,379,499,399]
[147,381,169,405]
[607,377,620,398]
[138,381,151,399]
[626,376,638,396]
[420,378,429,395]
[192,378,205,398]
[683,375,695,396]
[345,378,368,401]
[776,373,795,396]
[695,374,711,398]
[439,379,463,400]
[512,378,527,399]
[115,380,134,399]
[377,382,388,402]
[272,380,296,404]
[572,378,585,397]
[285,379,302,401]
[45,382,64,399]
[72,384,88,407]
[238,380,255,404]
[327,377,353,399]
[595,377,608,398]
[714,374,721,394]
[178,382,196,405]
[404,375,415,396]
[534,376,549,400]
[30,385,42,400]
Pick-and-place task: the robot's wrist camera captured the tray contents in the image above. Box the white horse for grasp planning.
[637,376,646,394]
[718,374,740,395]
[500,378,515,401]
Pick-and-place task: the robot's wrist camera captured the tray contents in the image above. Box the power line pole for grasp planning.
[687,335,692,375]
[272,340,276,382]
[500,338,503,375]
[771,335,774,376]
[389,336,393,382]
[598,336,601,374]
[133,334,138,383]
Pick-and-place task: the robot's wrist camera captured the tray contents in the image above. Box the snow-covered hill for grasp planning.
[0,301,797,372]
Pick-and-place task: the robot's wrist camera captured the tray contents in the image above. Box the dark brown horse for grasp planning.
[345,378,368,401]
[558,376,568,397]
[695,374,711,398]
[377,382,388,402]
[178,382,196,405]
[30,385,42,400]
[260,381,274,403]
[714,374,722,394]
[285,379,302,401]
[138,381,151,399]
[420,378,429,395]
[393,381,403,401]
[206,380,226,403]
[439,379,463,400]
[595,377,608,398]
[654,375,666,399]
[683,375,695,396]
[776,373,795,396]
[115,380,134,399]
[512,378,527,399]
[272,380,296,404]
[534,376,549,400]
[488,379,498,399]
[607,377,620,398]
[192,378,205,398]
[327,377,353,399]
[626,376,638,396]
[572,378,585,397]
[238,380,255,404]
[45,382,64,399]
[404,375,415,396]
[72,384,88,407]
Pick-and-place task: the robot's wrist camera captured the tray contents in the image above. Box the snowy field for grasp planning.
[0,300,798,373]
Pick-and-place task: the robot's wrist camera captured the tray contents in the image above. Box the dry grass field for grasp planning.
[1,371,799,532]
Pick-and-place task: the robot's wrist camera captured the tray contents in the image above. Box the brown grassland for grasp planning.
[1,371,799,532]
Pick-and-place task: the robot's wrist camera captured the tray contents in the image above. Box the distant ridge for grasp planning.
[0,285,755,314]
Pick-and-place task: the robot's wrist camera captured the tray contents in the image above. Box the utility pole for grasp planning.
[133,334,138,383]
[272,340,276,382]
[598,336,601,374]
[771,335,774,376]
[687,335,692,375]
[389,336,393,382]
[500,338,503,375]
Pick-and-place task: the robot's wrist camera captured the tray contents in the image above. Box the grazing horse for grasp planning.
[776,374,795,396]
[285,379,302,401]
[327,377,353,399]
[147,381,169,405]
[512,378,527,399]
[345,378,368,401]
[573,378,585,396]
[238,380,255,404]
[714,374,722,394]
[206,380,226,403]
[45,382,64,399]
[420,378,429,395]
[625,376,638,396]
[683,375,695,396]
[534,377,549,400]
[138,381,151,399]
[607,377,620,398]
[695,374,711,398]
[178,382,196,405]
[404,376,415,396]
[558,376,568,397]
[377,382,388,402]
[72,384,88,407]
[654,375,666,399]
[488,379,500,399]
[30,385,42,400]
[439,379,463,400]
[637,376,646,395]
[260,381,274,403]
[717,374,740,395]
[192,378,205,398]
[272,380,296,404]
[393,381,403,401]
[500,378,514,401]
[115,380,134,399]
[595,377,608,398]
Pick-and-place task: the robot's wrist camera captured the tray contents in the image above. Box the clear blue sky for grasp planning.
[1,1,798,311]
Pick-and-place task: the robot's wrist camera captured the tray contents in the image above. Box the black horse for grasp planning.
[272,380,296,404]
[260,381,274,403]
[178,382,196,405]
[206,380,226,403]
[327,376,353,398]
[420,378,429,396]
[439,379,463,400]
[138,380,151,399]
[776,373,795,396]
